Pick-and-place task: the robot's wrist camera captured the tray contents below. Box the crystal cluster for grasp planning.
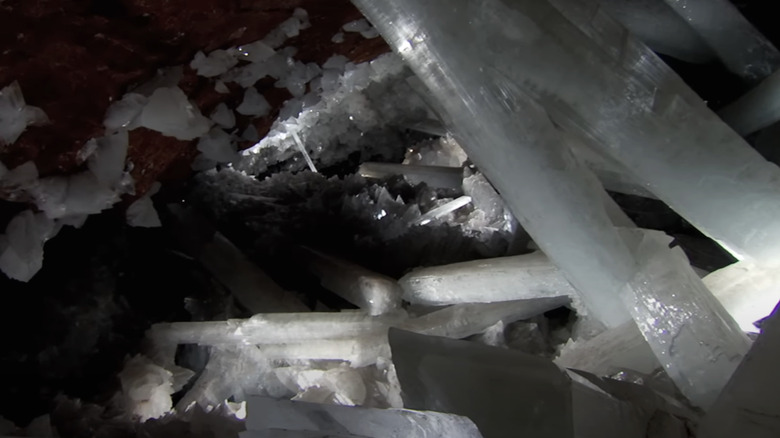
[3,1,780,437]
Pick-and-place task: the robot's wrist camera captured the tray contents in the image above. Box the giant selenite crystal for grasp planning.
[353,0,750,407]
[378,0,780,268]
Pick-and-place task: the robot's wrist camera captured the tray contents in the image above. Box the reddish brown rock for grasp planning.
[0,0,389,200]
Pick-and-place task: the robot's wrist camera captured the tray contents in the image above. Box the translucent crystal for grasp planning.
[585,0,714,63]
[661,0,780,82]
[719,69,780,136]
[400,251,576,306]
[355,0,751,407]
[87,130,129,188]
[210,103,236,129]
[198,127,238,163]
[104,93,147,130]
[359,162,463,189]
[191,50,239,78]
[137,87,211,140]
[126,182,162,228]
[236,88,271,118]
[299,246,402,315]
[0,81,49,146]
[243,396,484,438]
[0,210,56,282]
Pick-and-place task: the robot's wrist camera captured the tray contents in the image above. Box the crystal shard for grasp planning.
[0,81,49,146]
[137,87,211,140]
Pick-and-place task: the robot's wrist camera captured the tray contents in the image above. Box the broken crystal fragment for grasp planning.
[414,195,471,226]
[136,87,211,140]
[331,32,345,43]
[1,161,38,191]
[116,355,175,421]
[0,210,56,282]
[215,80,230,94]
[237,41,276,64]
[0,81,49,146]
[210,103,236,129]
[237,88,271,117]
[126,182,162,228]
[191,49,239,78]
[298,246,402,315]
[400,251,576,306]
[197,127,238,164]
[243,396,484,438]
[87,130,129,188]
[104,92,147,130]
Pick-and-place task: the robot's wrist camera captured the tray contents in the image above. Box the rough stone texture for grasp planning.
[0,0,388,198]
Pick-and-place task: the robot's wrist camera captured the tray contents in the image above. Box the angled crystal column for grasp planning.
[617,229,750,407]
[298,246,402,315]
[351,0,638,328]
[397,0,780,266]
[594,0,714,63]
[661,0,780,83]
[358,162,463,189]
[401,297,570,339]
[719,69,780,136]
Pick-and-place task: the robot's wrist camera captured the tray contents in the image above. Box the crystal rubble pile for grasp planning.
[0,6,393,283]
